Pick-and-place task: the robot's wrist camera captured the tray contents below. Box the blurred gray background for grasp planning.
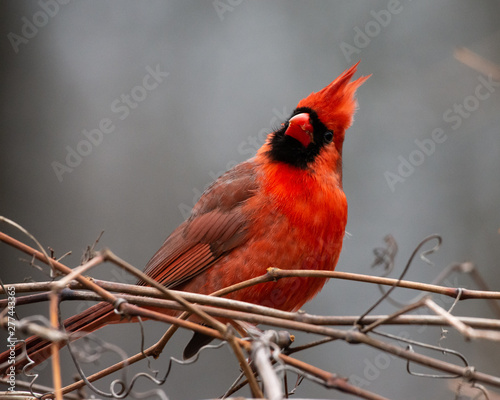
[1,1,500,399]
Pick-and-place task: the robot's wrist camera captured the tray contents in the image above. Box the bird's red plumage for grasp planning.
[0,63,368,372]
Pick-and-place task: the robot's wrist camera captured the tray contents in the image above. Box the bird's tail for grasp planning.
[0,301,121,376]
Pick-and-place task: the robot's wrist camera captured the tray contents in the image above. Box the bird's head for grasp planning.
[265,62,369,173]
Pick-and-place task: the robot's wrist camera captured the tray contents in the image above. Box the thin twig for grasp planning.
[225,326,264,399]
[359,298,429,334]
[0,231,118,306]
[48,291,62,400]
[424,298,475,340]
[0,378,82,400]
[4,266,500,301]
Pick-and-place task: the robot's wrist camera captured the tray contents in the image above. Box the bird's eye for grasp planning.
[324,131,333,143]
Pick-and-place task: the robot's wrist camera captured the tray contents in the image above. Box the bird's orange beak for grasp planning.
[285,113,313,147]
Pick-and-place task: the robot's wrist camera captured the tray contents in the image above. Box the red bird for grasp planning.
[1,63,368,371]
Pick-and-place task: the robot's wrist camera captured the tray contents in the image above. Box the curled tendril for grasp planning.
[3,315,57,399]
[171,341,228,365]
[405,344,467,379]
[471,383,490,400]
[58,301,171,399]
[357,234,442,326]
[372,330,470,379]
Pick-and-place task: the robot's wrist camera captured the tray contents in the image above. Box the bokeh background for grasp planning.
[1,1,500,399]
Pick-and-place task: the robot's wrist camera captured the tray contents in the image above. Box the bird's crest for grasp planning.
[297,62,370,134]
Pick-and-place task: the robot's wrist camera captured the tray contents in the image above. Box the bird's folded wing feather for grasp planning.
[139,159,259,288]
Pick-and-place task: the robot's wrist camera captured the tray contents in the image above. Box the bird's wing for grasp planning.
[139,159,259,288]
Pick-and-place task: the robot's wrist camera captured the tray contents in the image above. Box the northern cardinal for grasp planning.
[1,63,368,373]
